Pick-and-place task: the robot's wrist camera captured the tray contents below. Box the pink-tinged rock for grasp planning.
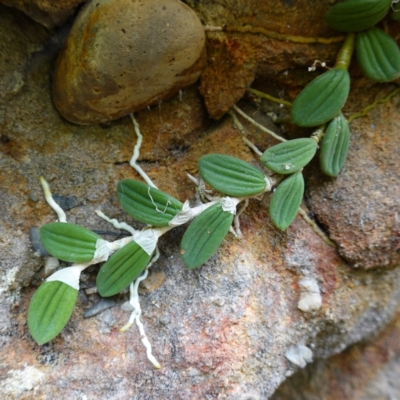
[53,0,206,124]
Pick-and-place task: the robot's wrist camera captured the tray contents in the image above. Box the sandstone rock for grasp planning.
[2,1,400,399]
[192,0,342,119]
[0,5,48,102]
[0,0,83,29]
[271,305,400,400]
[53,0,206,124]
[306,84,400,269]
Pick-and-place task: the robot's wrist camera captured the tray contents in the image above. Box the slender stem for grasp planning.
[298,208,336,248]
[247,88,292,108]
[311,126,326,143]
[335,33,355,70]
[243,136,263,157]
[347,87,400,124]
[232,105,287,142]
[224,25,345,44]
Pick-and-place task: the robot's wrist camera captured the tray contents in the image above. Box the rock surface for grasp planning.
[53,0,206,124]
[271,303,400,400]
[0,0,84,28]
[1,1,400,399]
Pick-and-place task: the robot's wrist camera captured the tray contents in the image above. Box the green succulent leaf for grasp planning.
[260,138,318,174]
[291,68,350,127]
[356,28,400,82]
[117,179,183,227]
[181,202,234,269]
[96,240,152,297]
[40,222,101,263]
[324,0,391,32]
[198,154,266,197]
[28,281,78,345]
[320,113,350,177]
[269,172,304,230]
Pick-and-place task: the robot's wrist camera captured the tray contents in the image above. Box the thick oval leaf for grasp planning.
[97,240,152,297]
[291,68,350,127]
[356,28,400,82]
[117,179,183,227]
[269,172,304,230]
[324,0,391,32]
[40,222,101,263]
[198,154,266,197]
[181,202,234,269]
[320,113,350,177]
[260,138,317,174]
[28,281,78,345]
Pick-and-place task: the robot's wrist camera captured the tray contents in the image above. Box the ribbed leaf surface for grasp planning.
[261,138,317,174]
[269,172,304,230]
[117,179,183,227]
[181,202,234,269]
[40,222,100,263]
[356,28,400,82]
[97,241,151,297]
[28,281,78,345]
[324,0,391,32]
[320,113,350,177]
[291,68,350,127]
[199,154,266,196]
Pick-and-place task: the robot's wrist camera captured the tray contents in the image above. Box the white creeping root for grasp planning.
[234,198,249,239]
[120,248,161,369]
[186,173,215,202]
[95,209,137,236]
[129,113,158,189]
[40,176,67,223]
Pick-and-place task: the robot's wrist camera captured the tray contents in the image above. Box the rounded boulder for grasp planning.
[53,0,206,125]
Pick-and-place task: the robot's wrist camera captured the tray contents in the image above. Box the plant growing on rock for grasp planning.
[27,0,400,369]
[28,115,274,367]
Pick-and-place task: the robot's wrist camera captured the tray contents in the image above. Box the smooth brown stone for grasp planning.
[53,0,206,124]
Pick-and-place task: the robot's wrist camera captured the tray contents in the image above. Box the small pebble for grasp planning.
[29,191,39,202]
[297,277,322,312]
[97,309,116,334]
[213,298,225,307]
[285,344,313,368]
[52,194,79,211]
[85,287,98,295]
[139,271,166,294]
[159,315,171,325]
[29,227,50,256]
[121,301,134,312]
[80,272,90,282]
[77,290,89,306]
[83,297,116,318]
[43,257,60,277]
